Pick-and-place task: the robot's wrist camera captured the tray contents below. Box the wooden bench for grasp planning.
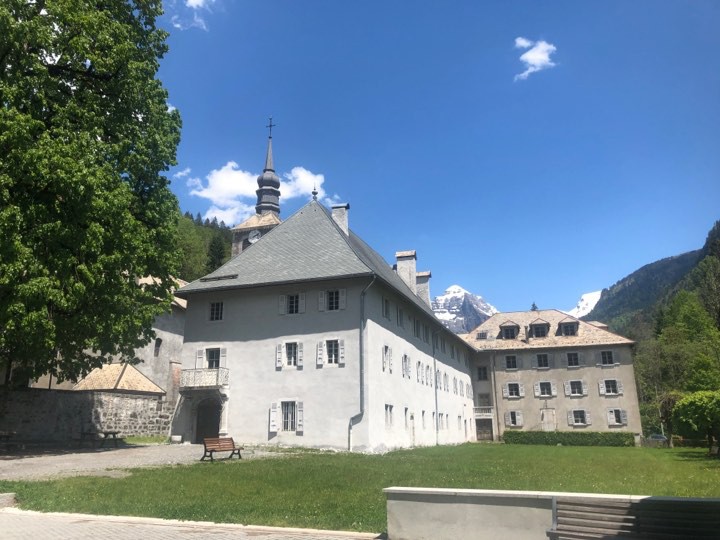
[201,437,243,461]
[547,495,720,539]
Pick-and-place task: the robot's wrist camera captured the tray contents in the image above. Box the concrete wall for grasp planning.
[385,487,554,540]
[0,388,171,441]
[476,343,642,439]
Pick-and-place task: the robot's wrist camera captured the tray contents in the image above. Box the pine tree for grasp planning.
[206,234,226,273]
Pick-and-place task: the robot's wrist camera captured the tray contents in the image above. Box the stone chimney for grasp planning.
[416,271,432,307]
[395,250,417,294]
[331,203,350,235]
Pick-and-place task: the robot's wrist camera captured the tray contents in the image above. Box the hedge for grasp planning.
[502,430,635,447]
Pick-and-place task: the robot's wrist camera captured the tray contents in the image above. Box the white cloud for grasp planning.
[189,162,334,226]
[513,37,557,81]
[167,103,177,113]
[170,12,208,31]
[172,167,191,179]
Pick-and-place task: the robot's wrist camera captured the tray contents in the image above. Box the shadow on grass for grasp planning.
[0,443,132,461]
[671,449,720,466]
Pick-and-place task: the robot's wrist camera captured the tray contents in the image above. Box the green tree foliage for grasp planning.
[206,234,226,273]
[176,215,207,282]
[673,391,720,451]
[0,0,181,382]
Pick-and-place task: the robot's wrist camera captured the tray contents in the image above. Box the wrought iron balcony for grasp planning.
[474,406,493,419]
[180,368,229,388]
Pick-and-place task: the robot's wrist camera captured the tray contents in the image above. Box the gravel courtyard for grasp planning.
[0,443,275,481]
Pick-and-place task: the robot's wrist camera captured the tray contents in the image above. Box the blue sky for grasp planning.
[157,1,720,312]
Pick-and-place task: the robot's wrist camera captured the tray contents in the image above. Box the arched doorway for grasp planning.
[195,398,221,443]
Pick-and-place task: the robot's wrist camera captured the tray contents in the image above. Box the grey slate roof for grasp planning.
[176,201,438,319]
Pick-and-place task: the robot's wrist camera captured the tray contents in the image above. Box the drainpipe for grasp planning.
[492,353,501,441]
[349,275,376,451]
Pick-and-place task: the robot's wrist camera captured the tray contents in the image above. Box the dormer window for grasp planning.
[532,325,547,338]
[503,327,517,339]
[476,331,487,340]
[561,323,578,336]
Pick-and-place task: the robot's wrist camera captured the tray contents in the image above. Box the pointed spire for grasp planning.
[255,117,281,216]
[312,185,318,201]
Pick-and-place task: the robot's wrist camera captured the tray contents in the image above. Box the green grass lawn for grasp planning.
[1,444,719,533]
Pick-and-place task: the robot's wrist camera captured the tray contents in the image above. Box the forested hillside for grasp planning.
[176,212,233,282]
[628,221,720,441]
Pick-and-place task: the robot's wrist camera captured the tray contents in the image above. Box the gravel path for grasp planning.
[0,444,276,481]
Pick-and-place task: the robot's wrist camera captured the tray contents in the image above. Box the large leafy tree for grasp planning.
[673,391,720,452]
[0,0,181,382]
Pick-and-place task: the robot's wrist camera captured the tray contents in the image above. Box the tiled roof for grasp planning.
[231,212,282,231]
[73,364,165,394]
[177,200,439,321]
[464,309,633,351]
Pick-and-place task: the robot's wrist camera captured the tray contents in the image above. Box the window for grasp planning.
[506,382,521,398]
[414,319,422,338]
[422,411,426,429]
[426,366,431,386]
[405,408,409,429]
[281,401,296,431]
[423,325,430,343]
[382,345,391,372]
[532,325,547,338]
[382,297,391,319]
[286,342,298,366]
[505,355,518,370]
[536,354,549,369]
[477,331,487,340]
[601,350,615,365]
[153,338,162,357]
[561,323,577,336]
[396,307,404,327]
[327,290,340,311]
[569,409,591,426]
[451,345,456,360]
[279,293,305,315]
[466,383,471,397]
[453,377,458,394]
[326,340,340,364]
[502,327,517,339]
[458,416,462,430]
[402,355,410,378]
[459,381,464,396]
[537,381,554,397]
[505,410,523,427]
[440,338,447,353]
[600,379,623,396]
[417,361,422,382]
[477,393,491,406]
[567,380,586,396]
[206,348,221,369]
[478,366,488,380]
[443,373,449,392]
[385,404,393,428]
[209,301,223,321]
[567,352,580,367]
[607,408,627,426]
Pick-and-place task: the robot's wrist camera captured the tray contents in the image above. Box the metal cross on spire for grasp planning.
[266,116,276,138]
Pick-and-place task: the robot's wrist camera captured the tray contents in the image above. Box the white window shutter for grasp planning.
[595,351,601,365]
[296,401,304,433]
[516,411,524,427]
[598,380,606,395]
[339,288,347,309]
[504,412,511,426]
[270,402,278,432]
[533,382,540,397]
[564,381,571,396]
[617,380,624,394]
[582,380,588,396]
[318,291,326,312]
[502,384,509,398]
[621,410,628,425]
[607,409,615,425]
[517,356,523,369]
[299,293,306,313]
[519,384,525,397]
[196,348,204,369]
[316,341,324,367]
[530,356,537,369]
[298,343,304,367]
[578,353,585,366]
[276,344,283,369]
[551,382,558,397]
[567,411,574,425]
[279,295,286,315]
[586,411,592,425]
[220,348,227,368]
[339,339,345,366]
[549,355,555,368]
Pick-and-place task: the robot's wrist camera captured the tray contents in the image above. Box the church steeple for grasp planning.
[255,117,281,216]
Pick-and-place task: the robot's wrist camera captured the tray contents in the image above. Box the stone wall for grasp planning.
[0,388,171,441]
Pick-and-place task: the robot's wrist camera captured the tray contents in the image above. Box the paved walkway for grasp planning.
[0,508,384,539]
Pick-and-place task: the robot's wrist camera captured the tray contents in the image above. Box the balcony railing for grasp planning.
[474,406,493,419]
[181,368,229,388]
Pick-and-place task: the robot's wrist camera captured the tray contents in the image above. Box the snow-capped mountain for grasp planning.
[432,285,498,334]
[566,290,602,318]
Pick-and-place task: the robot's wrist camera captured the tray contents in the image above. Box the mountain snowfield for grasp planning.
[566,290,603,318]
[431,285,498,334]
